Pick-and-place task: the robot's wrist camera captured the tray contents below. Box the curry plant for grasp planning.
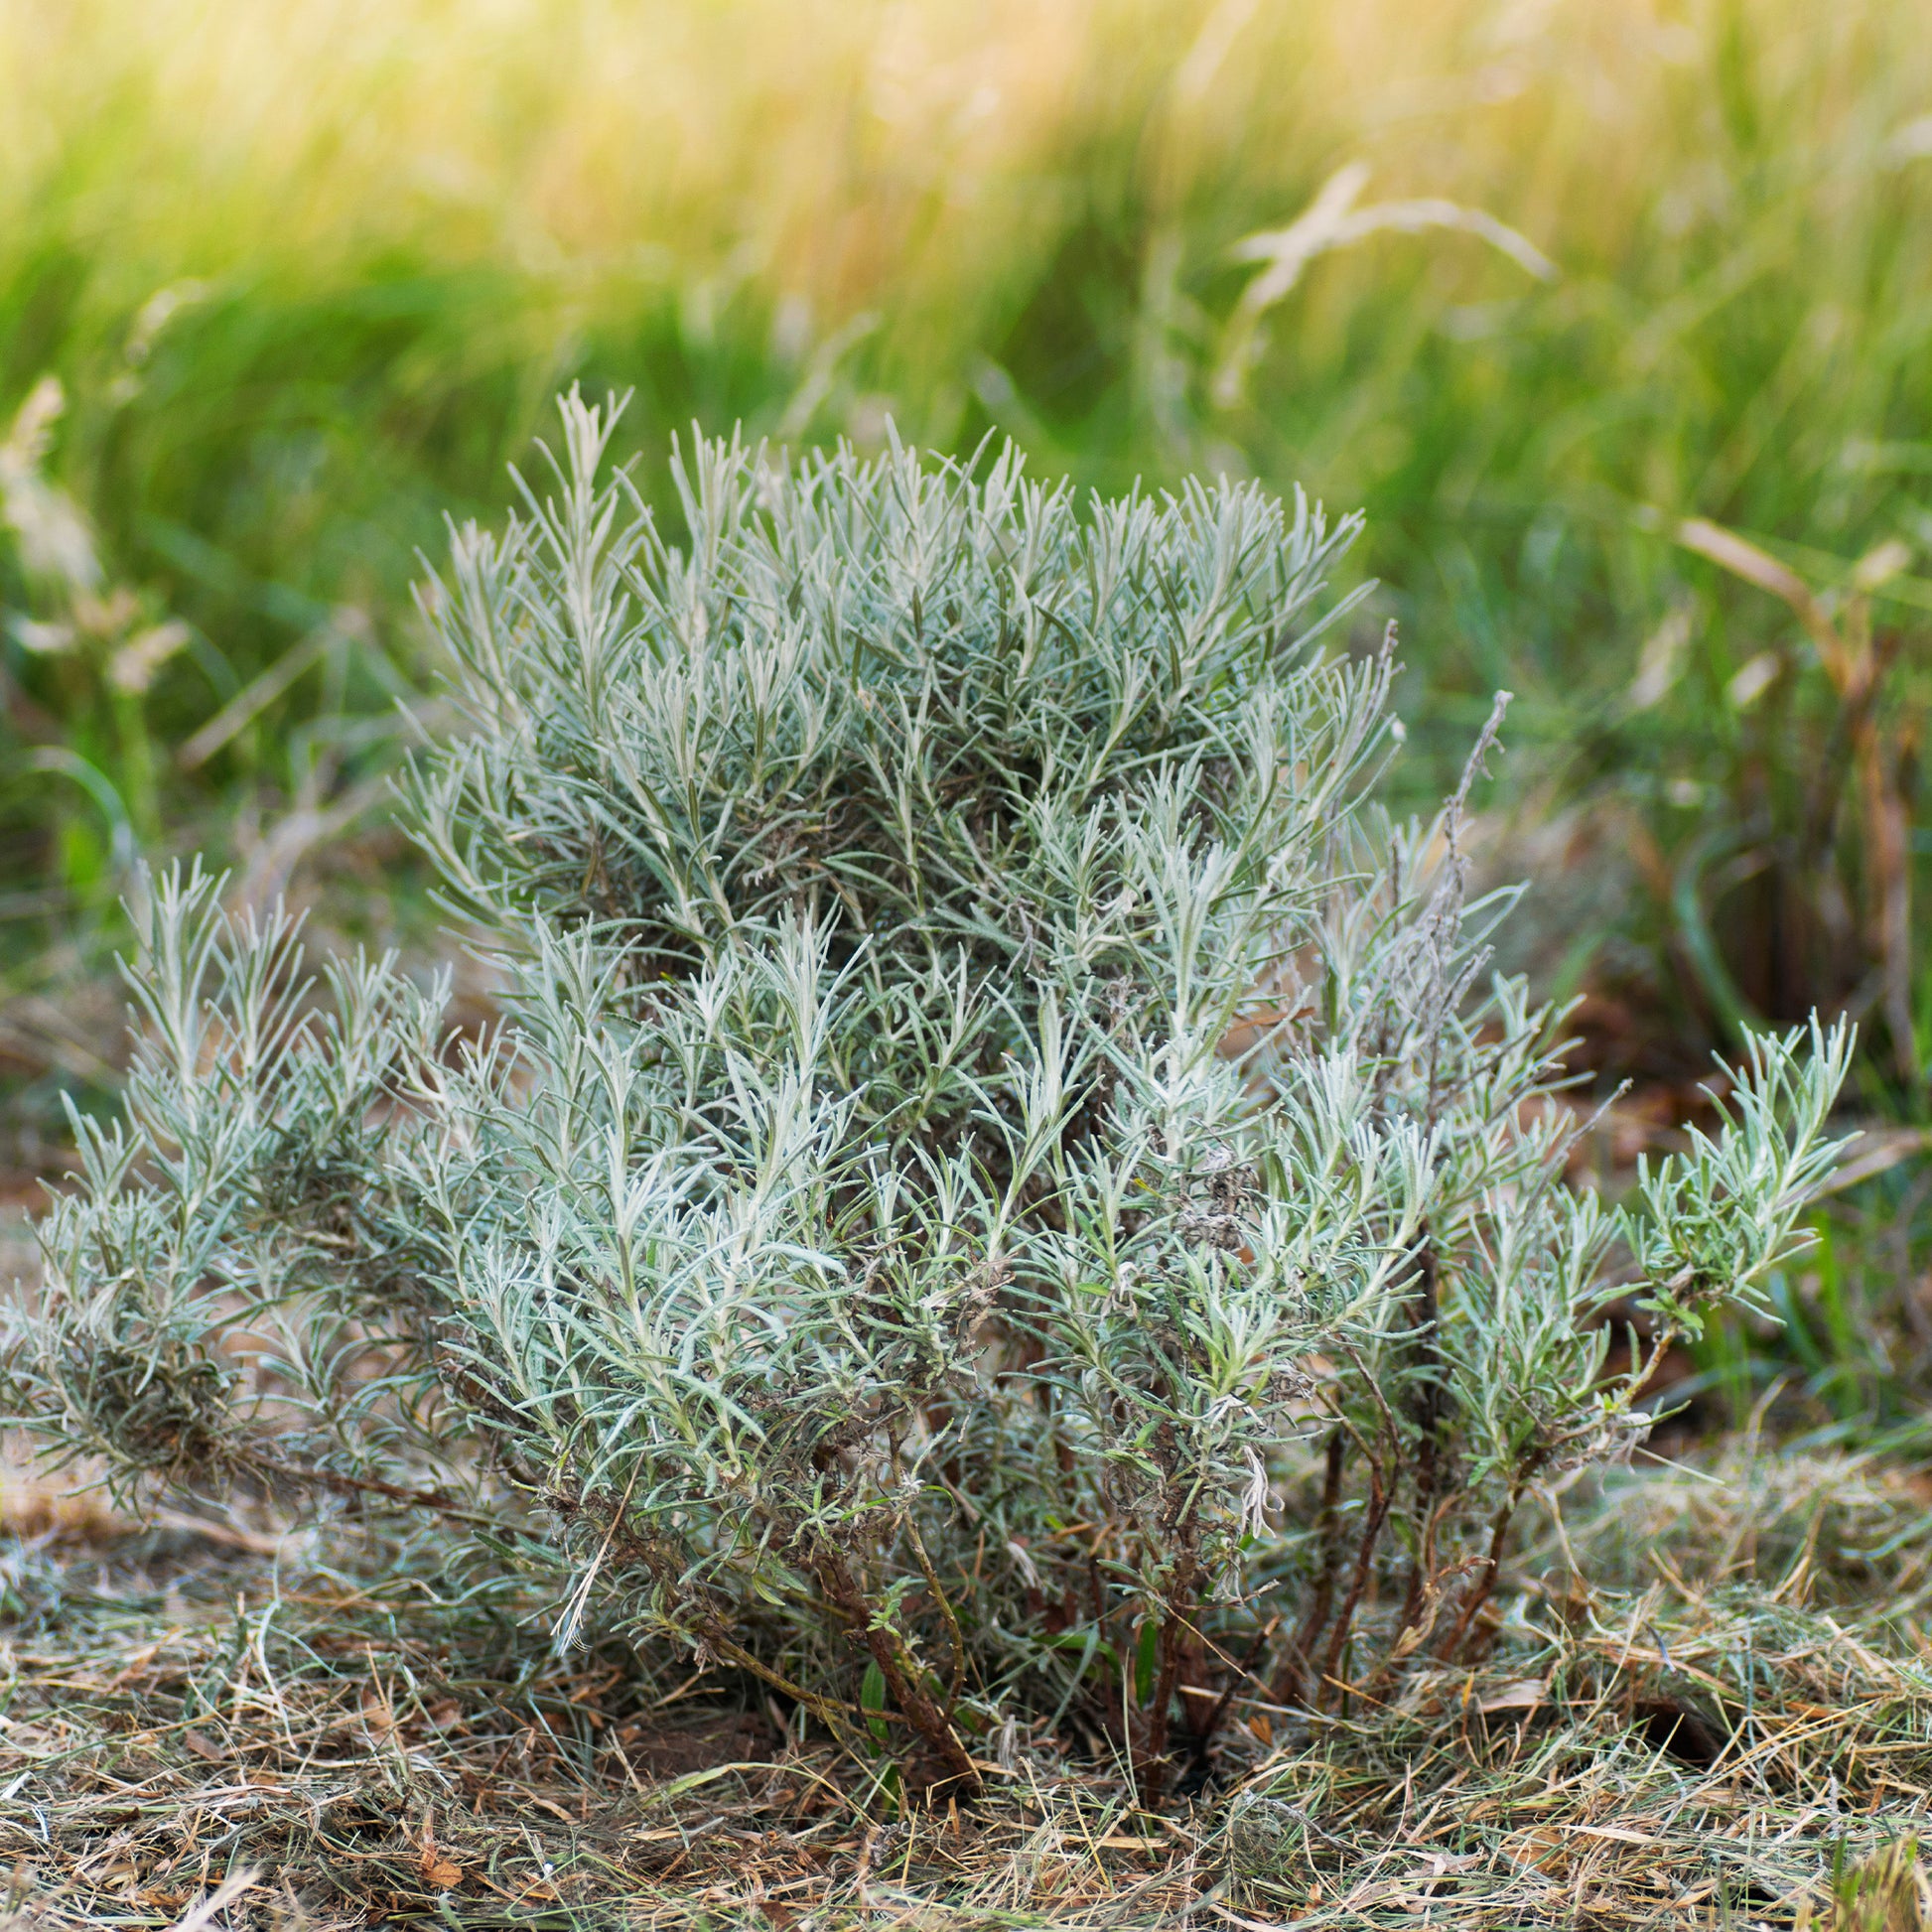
[7,395,1851,1798]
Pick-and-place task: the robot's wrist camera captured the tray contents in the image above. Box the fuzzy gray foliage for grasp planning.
[6,395,1852,1797]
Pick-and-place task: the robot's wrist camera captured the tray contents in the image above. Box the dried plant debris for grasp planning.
[1,1456,1926,1932]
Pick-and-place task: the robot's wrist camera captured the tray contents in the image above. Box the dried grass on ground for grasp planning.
[2,1448,1926,1930]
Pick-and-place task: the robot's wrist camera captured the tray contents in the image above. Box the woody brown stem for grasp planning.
[1192,1617,1279,1760]
[703,1629,868,1748]
[1391,1236,1449,1659]
[904,1514,969,1710]
[1278,1427,1345,1708]
[1315,1459,1389,1713]
[1434,1491,1518,1663]
[1133,1552,1201,1804]
[242,1450,497,1529]
[817,1545,982,1797]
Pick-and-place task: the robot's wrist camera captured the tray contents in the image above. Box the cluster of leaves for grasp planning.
[4,398,1852,1799]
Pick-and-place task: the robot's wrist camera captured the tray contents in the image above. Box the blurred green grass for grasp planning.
[3,0,1932,1316]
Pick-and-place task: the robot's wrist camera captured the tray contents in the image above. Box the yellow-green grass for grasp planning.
[3,0,1931,1099]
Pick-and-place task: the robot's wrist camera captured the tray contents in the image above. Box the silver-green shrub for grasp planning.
[6,396,1851,1798]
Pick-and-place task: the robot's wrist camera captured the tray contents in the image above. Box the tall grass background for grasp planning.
[3,0,1932,1410]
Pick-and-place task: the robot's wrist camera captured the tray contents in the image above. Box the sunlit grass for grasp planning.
[3,0,1931,1103]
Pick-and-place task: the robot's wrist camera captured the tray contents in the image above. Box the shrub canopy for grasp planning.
[9,397,1850,1798]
